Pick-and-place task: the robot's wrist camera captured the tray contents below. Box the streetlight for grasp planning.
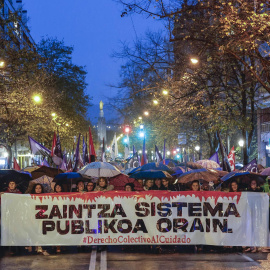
[238,140,244,147]
[239,139,244,164]
[144,111,149,116]
[190,57,199,64]
[51,113,56,117]
[162,89,168,95]
[33,95,41,103]
[166,151,171,156]
[139,131,145,138]
[195,145,200,151]
[0,60,5,68]
[153,100,158,105]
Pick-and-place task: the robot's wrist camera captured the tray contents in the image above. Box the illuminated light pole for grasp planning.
[190,57,199,64]
[162,89,168,95]
[33,95,42,103]
[239,139,244,164]
[144,111,149,116]
[195,145,200,161]
[0,60,5,68]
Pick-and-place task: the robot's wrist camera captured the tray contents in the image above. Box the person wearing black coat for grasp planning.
[162,179,176,191]
[149,179,166,190]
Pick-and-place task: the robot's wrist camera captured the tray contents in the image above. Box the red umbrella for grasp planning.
[109,174,144,191]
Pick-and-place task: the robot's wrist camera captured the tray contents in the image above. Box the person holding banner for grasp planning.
[76,180,86,193]
[3,180,22,194]
[143,179,154,191]
[30,184,51,256]
[229,181,240,192]
[247,180,263,192]
[125,183,135,191]
[162,179,176,191]
[94,177,114,191]
[190,180,201,191]
[54,183,64,193]
[149,179,166,190]
[86,180,95,192]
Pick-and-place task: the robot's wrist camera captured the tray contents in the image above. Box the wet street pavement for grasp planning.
[1,247,270,270]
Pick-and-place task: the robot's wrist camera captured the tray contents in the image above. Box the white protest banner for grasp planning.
[1,191,269,246]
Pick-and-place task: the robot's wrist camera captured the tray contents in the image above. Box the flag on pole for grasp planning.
[42,158,50,167]
[162,139,166,165]
[89,126,96,162]
[51,132,57,157]
[209,152,220,165]
[242,158,258,172]
[141,136,147,165]
[52,134,63,166]
[228,146,235,171]
[217,132,231,172]
[184,149,187,172]
[73,134,81,172]
[28,136,51,157]
[13,157,20,170]
[82,136,89,164]
[78,153,84,168]
[67,159,73,171]
[101,137,106,162]
[124,135,130,160]
[155,145,162,163]
[111,133,118,160]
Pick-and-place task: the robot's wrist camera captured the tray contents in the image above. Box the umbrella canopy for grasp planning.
[261,167,270,176]
[177,168,219,184]
[0,169,32,193]
[196,160,220,169]
[171,166,192,177]
[109,174,144,191]
[129,162,174,174]
[31,166,63,180]
[221,171,267,187]
[53,172,83,186]
[26,175,55,193]
[130,170,172,179]
[22,166,40,172]
[160,159,179,167]
[186,162,203,170]
[78,162,121,178]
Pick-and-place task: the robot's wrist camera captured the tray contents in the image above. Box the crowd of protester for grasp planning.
[0,174,270,256]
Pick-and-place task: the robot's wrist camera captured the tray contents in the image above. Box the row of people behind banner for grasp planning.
[3,178,263,195]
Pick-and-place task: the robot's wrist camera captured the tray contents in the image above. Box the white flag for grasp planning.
[124,136,130,160]
[111,134,118,160]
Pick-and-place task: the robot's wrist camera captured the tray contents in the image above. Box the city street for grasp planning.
[1,247,270,270]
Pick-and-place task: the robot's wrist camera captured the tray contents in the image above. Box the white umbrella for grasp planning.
[78,162,121,178]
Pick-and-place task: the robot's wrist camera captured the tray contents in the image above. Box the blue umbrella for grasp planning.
[221,171,250,182]
[220,171,267,188]
[131,170,172,179]
[54,172,82,180]
[129,162,173,174]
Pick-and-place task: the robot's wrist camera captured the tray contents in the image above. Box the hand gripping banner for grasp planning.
[1,191,269,246]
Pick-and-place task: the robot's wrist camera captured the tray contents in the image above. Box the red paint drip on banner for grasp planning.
[30,191,242,204]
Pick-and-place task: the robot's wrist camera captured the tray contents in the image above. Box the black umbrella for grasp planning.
[0,169,32,193]
[31,166,63,179]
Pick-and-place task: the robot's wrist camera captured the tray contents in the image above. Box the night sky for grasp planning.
[23,0,162,107]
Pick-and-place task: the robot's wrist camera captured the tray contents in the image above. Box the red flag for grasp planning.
[13,157,21,170]
[228,146,235,171]
[89,126,96,162]
[51,132,57,157]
